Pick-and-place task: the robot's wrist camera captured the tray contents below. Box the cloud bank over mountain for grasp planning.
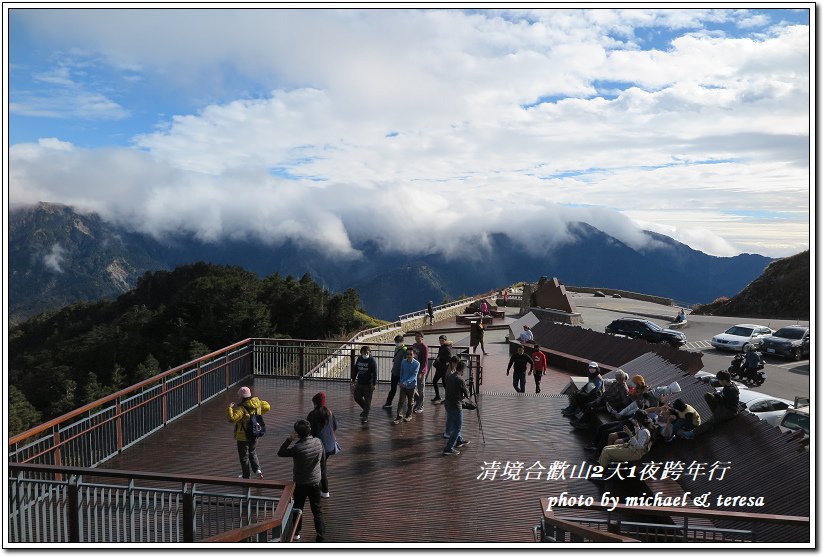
[9,8,810,258]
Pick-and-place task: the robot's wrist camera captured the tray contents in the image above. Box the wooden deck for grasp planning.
[99,371,599,544]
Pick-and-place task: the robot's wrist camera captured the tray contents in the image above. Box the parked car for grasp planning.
[710,324,773,352]
[760,326,810,361]
[778,405,810,438]
[605,317,687,347]
[694,370,748,390]
[736,390,795,427]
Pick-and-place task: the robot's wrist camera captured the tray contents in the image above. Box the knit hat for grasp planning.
[238,386,251,398]
[632,374,646,388]
[312,391,327,407]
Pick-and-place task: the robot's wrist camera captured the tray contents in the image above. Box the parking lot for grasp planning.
[570,293,810,402]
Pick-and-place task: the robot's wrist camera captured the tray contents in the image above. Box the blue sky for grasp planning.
[7,7,812,258]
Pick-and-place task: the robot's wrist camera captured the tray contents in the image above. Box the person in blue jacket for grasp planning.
[394,348,420,424]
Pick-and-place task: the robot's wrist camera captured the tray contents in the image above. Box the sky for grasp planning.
[6,6,813,259]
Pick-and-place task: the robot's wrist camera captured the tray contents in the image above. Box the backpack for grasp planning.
[245,408,266,439]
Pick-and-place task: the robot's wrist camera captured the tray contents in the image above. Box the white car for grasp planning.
[710,324,773,352]
[736,390,795,427]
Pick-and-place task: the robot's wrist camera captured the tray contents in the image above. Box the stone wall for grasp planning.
[566,286,673,306]
[530,306,584,326]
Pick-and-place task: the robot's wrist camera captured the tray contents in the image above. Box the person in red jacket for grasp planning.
[529,345,548,394]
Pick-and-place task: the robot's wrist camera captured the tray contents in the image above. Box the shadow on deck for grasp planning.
[99,376,600,543]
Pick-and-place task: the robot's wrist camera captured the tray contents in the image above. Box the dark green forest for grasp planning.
[8,262,383,435]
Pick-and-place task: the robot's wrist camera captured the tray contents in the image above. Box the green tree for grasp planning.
[8,385,42,436]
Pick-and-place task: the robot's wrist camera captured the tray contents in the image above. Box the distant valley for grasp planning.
[9,202,775,322]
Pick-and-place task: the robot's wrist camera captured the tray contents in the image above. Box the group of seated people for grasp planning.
[560,364,740,474]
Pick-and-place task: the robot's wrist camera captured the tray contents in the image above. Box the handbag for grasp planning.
[331,440,343,455]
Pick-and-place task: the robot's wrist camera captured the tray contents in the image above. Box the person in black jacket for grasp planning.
[702,371,740,429]
[351,345,377,423]
[382,335,406,409]
[277,420,326,542]
[430,334,454,403]
[442,361,471,456]
[506,344,533,393]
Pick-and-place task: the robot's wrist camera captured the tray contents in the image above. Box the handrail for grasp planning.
[9,462,293,490]
[200,507,301,543]
[582,502,810,526]
[9,338,254,445]
[539,503,639,542]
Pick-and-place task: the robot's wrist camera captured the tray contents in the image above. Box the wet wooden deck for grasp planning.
[100,375,597,544]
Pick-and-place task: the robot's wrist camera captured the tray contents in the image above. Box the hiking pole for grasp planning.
[470,362,485,444]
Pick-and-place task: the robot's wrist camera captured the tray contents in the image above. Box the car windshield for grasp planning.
[725,326,754,337]
[774,328,806,340]
[782,412,810,435]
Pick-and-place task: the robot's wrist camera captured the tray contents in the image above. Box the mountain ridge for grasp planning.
[9,202,775,322]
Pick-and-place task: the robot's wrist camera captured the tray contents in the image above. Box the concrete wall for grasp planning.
[566,286,673,306]
[316,298,478,379]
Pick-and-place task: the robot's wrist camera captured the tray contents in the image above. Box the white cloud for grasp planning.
[9,9,811,259]
[43,243,66,272]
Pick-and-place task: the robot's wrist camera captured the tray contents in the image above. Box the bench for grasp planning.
[456,314,495,325]
[668,320,688,329]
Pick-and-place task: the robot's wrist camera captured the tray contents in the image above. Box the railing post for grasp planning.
[683,516,689,542]
[67,475,81,543]
[197,362,202,406]
[299,345,305,378]
[116,399,123,452]
[182,483,196,542]
[162,377,168,425]
[52,426,63,481]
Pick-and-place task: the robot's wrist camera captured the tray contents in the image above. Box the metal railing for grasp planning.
[10,340,253,468]
[10,338,481,469]
[538,499,810,543]
[8,464,295,543]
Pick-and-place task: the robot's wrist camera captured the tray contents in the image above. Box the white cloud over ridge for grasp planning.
[9,8,811,258]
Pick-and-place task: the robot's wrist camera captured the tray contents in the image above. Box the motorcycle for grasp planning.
[728,351,766,386]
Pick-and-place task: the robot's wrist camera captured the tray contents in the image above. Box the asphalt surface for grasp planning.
[570,293,811,402]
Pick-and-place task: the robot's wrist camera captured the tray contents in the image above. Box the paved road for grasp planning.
[571,293,810,402]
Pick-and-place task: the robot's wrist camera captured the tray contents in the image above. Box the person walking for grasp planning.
[411,332,429,414]
[307,391,339,498]
[394,347,419,424]
[506,344,533,393]
[442,360,471,456]
[530,345,548,393]
[277,419,326,542]
[227,386,271,479]
[382,335,407,409]
[351,345,377,423]
[431,334,454,404]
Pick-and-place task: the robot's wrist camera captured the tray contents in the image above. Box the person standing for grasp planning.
[277,419,326,542]
[411,332,429,414]
[503,290,509,304]
[227,386,271,479]
[472,321,488,355]
[382,335,407,409]
[307,391,338,498]
[506,344,533,393]
[530,345,548,393]
[430,334,454,403]
[426,301,435,325]
[394,347,419,424]
[351,345,377,423]
[442,360,471,456]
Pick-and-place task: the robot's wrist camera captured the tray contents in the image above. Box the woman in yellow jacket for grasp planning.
[228,386,271,479]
